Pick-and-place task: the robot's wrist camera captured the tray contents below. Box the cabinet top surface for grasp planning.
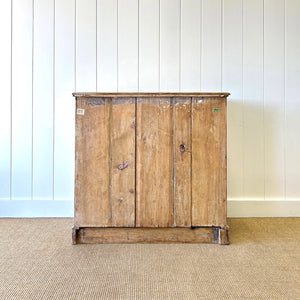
[73,92,230,98]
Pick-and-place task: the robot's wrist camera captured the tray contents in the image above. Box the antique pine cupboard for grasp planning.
[72,92,230,245]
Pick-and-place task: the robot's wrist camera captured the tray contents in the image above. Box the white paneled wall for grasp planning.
[1,0,300,217]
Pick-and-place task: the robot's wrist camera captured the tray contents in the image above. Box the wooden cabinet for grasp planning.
[72,92,230,245]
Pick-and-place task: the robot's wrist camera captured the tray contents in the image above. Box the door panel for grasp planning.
[111,98,136,227]
[74,97,111,227]
[173,97,192,227]
[191,97,227,227]
[136,97,173,227]
[74,97,136,227]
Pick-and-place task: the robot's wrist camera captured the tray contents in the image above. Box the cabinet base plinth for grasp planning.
[72,226,230,245]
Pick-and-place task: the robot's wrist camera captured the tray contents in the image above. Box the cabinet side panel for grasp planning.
[174,97,192,227]
[74,97,111,227]
[136,98,173,227]
[192,97,227,226]
[111,98,136,227]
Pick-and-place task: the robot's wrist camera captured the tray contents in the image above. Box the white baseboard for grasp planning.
[0,199,299,218]
[227,200,300,217]
[0,200,74,217]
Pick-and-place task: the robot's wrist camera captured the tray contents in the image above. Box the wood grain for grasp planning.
[74,97,111,227]
[136,97,173,227]
[111,98,135,227]
[73,226,225,244]
[73,93,229,243]
[73,92,230,98]
[192,97,227,227]
[173,97,192,227]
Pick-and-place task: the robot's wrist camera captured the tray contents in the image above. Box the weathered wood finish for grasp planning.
[74,92,229,244]
[192,97,227,226]
[173,97,192,227]
[75,97,111,227]
[73,92,230,98]
[111,98,136,227]
[136,98,173,227]
[72,226,229,245]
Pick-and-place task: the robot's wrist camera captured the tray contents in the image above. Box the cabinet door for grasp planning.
[191,97,227,227]
[135,97,173,227]
[74,97,135,228]
[135,97,192,228]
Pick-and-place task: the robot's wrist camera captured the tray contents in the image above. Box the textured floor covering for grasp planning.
[0,218,299,300]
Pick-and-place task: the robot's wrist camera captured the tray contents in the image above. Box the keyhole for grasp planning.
[179,144,186,153]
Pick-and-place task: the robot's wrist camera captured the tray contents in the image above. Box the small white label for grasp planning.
[77,108,85,115]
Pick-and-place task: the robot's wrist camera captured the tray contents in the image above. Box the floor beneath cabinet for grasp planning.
[0,218,299,299]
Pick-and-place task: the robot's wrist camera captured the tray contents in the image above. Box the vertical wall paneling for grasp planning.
[139,0,159,91]
[76,0,97,91]
[118,0,138,91]
[181,0,201,91]
[32,0,54,199]
[223,0,243,200]
[243,0,264,199]
[2,0,300,216]
[11,0,33,199]
[285,0,300,199]
[160,0,180,91]
[97,0,117,91]
[54,0,75,200]
[201,0,222,91]
[264,0,285,200]
[0,0,11,199]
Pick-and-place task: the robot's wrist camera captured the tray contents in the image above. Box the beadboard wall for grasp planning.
[0,0,299,217]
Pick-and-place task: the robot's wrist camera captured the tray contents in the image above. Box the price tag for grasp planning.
[77,108,85,115]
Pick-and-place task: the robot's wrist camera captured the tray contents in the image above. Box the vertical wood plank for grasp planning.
[286,0,300,199]
[54,0,75,201]
[174,97,191,227]
[11,0,33,199]
[139,0,159,91]
[223,0,243,200]
[74,98,111,227]
[160,0,180,91]
[264,0,285,200]
[192,98,227,227]
[32,0,54,199]
[118,0,138,91]
[201,0,222,91]
[97,0,117,91]
[111,98,135,227]
[0,0,11,199]
[181,0,201,91]
[136,97,173,227]
[76,0,97,91]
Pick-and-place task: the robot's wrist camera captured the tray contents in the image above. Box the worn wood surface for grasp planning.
[74,93,229,243]
[72,226,228,244]
[73,92,230,98]
[111,98,136,227]
[173,97,192,227]
[136,97,173,227]
[191,97,227,227]
[74,97,111,227]
[219,225,230,245]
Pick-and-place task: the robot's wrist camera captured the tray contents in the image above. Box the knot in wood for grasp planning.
[179,144,186,153]
[117,161,129,171]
